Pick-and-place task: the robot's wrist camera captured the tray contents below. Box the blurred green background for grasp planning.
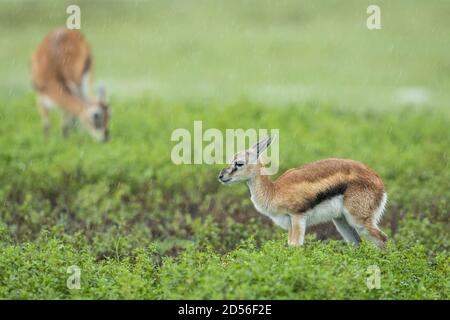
[1,0,450,110]
[0,0,448,299]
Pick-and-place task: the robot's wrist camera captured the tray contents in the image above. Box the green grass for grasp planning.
[0,97,449,299]
[0,0,449,299]
[1,235,448,299]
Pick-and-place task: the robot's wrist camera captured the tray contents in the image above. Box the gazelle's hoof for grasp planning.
[287,241,301,247]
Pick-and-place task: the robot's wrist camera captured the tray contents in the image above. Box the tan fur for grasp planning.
[31,28,109,142]
[288,215,303,246]
[219,137,388,248]
[266,159,384,215]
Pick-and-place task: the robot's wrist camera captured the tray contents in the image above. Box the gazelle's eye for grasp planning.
[235,161,244,168]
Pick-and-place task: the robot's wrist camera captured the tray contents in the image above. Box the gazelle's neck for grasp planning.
[49,83,87,116]
[247,163,275,210]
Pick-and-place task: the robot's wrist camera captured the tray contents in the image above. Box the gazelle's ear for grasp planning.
[97,82,106,103]
[252,134,276,159]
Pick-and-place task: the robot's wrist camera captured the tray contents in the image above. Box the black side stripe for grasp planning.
[309,183,348,209]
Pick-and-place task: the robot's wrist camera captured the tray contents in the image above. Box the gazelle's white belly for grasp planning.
[251,194,344,230]
[304,195,344,227]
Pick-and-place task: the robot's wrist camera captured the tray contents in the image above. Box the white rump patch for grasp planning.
[373,192,387,225]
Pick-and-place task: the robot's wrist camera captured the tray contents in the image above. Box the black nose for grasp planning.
[218,173,224,180]
[93,112,102,128]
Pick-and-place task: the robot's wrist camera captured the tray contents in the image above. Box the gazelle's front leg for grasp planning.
[62,112,76,138]
[37,95,50,141]
[288,214,306,246]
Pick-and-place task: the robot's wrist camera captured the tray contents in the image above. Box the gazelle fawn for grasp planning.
[218,136,388,248]
[31,28,109,142]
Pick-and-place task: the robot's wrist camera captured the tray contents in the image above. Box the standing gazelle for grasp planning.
[31,28,109,142]
[218,136,388,248]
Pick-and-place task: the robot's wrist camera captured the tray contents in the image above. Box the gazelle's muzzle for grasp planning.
[218,168,232,184]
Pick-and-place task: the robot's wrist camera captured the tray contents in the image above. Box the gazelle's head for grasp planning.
[218,135,275,184]
[82,84,110,142]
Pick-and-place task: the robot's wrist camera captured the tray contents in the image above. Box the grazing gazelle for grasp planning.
[218,136,388,248]
[31,28,109,142]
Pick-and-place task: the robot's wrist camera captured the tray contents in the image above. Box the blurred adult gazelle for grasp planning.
[31,28,110,142]
[218,136,388,248]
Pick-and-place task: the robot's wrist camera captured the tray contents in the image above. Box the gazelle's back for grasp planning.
[32,29,91,92]
[274,158,385,214]
[276,158,382,186]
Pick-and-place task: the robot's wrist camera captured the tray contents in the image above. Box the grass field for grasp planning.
[0,0,449,299]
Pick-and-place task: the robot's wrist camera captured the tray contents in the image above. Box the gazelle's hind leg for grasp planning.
[333,216,361,247]
[343,209,387,248]
[363,222,387,248]
[343,187,388,249]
